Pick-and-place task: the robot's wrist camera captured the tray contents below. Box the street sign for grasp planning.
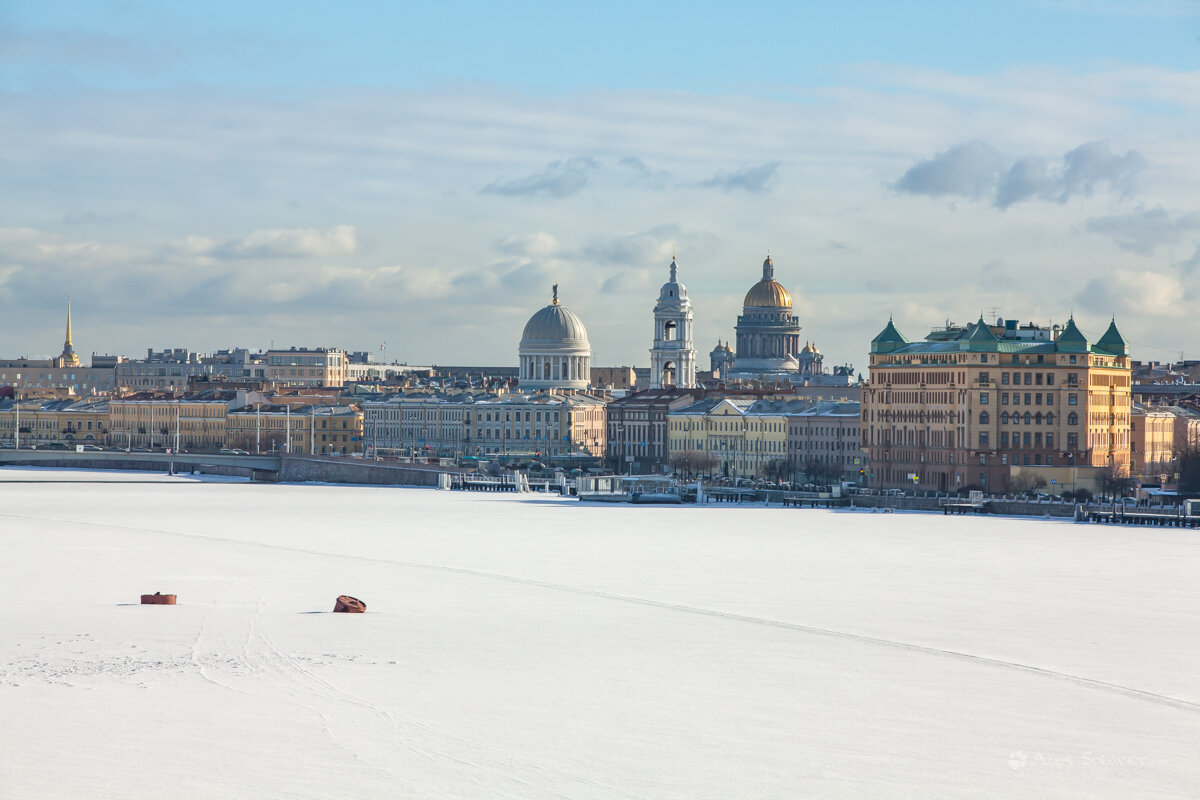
[853,457,861,465]
[1050,479,1056,485]
[1161,473,1168,483]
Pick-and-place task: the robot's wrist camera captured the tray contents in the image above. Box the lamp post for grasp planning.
[13,382,19,450]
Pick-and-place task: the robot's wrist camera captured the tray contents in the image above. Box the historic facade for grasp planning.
[518,285,592,391]
[733,256,801,375]
[649,257,696,388]
[862,315,1133,492]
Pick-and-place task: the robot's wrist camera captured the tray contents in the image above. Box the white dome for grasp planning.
[521,304,590,346]
[518,285,592,390]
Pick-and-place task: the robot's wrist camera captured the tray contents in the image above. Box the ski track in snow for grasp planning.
[4,508,1197,719]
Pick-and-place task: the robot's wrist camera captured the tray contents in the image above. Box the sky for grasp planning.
[3,0,1200,369]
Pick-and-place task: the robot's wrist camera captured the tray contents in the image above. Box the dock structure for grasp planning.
[1076,506,1200,528]
[940,500,990,515]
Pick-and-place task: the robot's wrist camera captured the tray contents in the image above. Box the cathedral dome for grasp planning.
[521,303,589,345]
[518,284,592,390]
[742,257,792,308]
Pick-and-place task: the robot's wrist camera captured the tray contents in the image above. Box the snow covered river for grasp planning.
[2,468,1198,798]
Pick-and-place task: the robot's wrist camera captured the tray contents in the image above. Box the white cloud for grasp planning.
[1077,269,1189,317]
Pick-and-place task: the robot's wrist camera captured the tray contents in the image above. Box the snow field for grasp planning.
[1,469,1199,798]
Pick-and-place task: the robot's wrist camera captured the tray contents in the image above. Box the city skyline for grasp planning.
[4,1,1199,368]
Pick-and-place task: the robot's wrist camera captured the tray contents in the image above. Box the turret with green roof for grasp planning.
[870,317,909,354]
[1095,317,1130,357]
[1055,315,1091,354]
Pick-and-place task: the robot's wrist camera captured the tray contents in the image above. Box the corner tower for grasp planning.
[650,255,695,388]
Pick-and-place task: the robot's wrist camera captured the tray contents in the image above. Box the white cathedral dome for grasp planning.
[518,284,592,390]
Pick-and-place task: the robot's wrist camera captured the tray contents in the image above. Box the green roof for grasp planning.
[1055,316,1091,354]
[1095,318,1129,356]
[964,318,1000,351]
[870,318,909,354]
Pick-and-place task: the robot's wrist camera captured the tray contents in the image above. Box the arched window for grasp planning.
[664,320,677,341]
[1024,412,1032,425]
[1046,412,1054,425]
[1001,412,1010,424]
[979,411,989,424]
[1035,412,1043,424]
[1068,412,1078,425]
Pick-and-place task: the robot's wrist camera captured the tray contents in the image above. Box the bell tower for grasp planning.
[650,254,695,388]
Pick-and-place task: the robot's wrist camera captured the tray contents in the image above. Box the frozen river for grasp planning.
[2,468,1198,798]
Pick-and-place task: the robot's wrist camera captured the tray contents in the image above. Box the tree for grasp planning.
[1098,462,1136,500]
[1179,448,1200,494]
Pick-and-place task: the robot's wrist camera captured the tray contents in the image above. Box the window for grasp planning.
[1002,373,1010,385]
[1023,433,1031,446]
[979,432,989,447]
[979,411,989,424]
[1046,394,1054,406]
[1035,394,1042,406]
[980,393,989,404]
[1046,412,1054,425]
[1068,394,1078,406]
[1069,355,1077,364]
[1024,393,1032,405]
[1046,433,1054,448]
[1024,412,1032,425]
[1001,432,1009,447]
[1024,373,1032,385]
[1001,392,1009,405]
[1047,373,1055,385]
[1067,412,1078,425]
[1001,412,1010,424]
[1067,432,1078,448]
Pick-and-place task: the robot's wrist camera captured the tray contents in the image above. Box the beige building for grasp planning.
[265,348,347,387]
[0,398,109,447]
[667,397,790,479]
[863,315,1132,493]
[1131,405,1176,483]
[226,404,363,454]
[108,398,232,451]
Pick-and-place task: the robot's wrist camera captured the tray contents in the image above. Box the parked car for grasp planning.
[131,447,151,453]
[43,442,70,450]
[80,444,104,451]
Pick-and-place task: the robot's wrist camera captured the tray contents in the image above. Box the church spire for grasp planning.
[762,254,774,281]
[58,295,80,367]
[669,255,678,282]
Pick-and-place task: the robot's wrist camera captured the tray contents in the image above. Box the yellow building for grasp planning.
[108,398,230,451]
[0,399,109,446]
[863,315,1132,493]
[225,404,363,454]
[667,397,789,479]
[1131,405,1176,483]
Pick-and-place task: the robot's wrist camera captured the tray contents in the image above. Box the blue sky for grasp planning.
[6,1,1198,93]
[3,1,1200,367]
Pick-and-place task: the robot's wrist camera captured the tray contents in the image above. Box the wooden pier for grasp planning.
[1077,507,1200,528]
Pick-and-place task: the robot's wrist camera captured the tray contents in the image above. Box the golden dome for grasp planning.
[743,279,792,308]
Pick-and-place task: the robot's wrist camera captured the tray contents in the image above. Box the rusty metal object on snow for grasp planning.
[140,592,177,605]
[333,595,366,613]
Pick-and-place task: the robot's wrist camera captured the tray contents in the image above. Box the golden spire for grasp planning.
[59,294,80,367]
